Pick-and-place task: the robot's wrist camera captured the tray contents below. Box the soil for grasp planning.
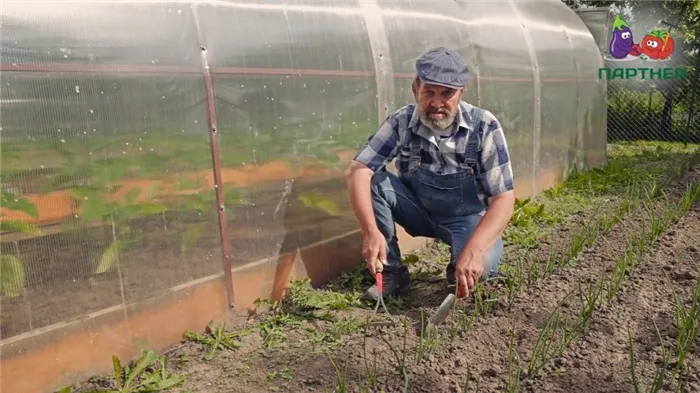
[61,163,700,392]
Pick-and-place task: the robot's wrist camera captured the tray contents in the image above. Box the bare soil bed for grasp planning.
[58,143,700,393]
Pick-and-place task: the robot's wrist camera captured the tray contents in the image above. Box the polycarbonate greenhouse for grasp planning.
[0,1,608,392]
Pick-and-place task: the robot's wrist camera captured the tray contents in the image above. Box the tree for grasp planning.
[564,0,700,141]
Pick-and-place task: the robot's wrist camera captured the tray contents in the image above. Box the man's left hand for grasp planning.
[454,250,484,298]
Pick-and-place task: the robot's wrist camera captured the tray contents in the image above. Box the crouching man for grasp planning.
[344,47,516,300]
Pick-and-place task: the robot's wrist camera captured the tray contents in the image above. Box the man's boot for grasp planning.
[446,263,456,285]
[362,265,411,302]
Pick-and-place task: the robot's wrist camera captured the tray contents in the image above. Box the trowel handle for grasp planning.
[374,259,384,274]
[376,272,383,293]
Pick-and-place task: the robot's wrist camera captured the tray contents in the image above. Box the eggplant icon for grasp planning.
[608,14,636,59]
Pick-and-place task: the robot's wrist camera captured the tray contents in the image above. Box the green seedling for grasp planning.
[678,182,700,211]
[669,277,700,377]
[462,366,480,393]
[184,320,244,361]
[415,309,439,364]
[543,240,560,276]
[526,277,602,381]
[361,334,378,391]
[504,322,522,393]
[606,242,637,304]
[628,322,671,393]
[377,320,410,393]
[501,255,526,309]
[86,350,185,393]
[628,328,641,393]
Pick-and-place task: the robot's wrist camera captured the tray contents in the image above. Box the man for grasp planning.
[344,47,515,300]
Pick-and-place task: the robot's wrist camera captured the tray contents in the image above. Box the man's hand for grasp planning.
[454,250,485,298]
[453,191,515,298]
[363,228,388,276]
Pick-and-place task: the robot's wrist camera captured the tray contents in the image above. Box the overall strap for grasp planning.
[471,107,485,147]
[407,131,422,171]
[467,107,485,174]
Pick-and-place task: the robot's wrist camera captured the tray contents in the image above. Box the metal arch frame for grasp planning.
[191,3,236,309]
[508,0,543,197]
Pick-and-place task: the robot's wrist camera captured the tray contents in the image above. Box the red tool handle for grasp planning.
[376,272,383,293]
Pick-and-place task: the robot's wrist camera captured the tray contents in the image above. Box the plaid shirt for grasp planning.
[353,101,514,206]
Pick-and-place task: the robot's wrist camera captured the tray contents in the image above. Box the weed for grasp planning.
[70,350,185,393]
[184,321,245,361]
[251,278,365,348]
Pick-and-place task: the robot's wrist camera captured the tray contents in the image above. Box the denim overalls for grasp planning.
[369,107,504,279]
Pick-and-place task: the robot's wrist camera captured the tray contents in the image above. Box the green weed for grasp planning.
[183,321,246,361]
[64,350,185,393]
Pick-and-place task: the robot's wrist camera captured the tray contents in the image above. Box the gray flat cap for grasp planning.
[415,47,469,89]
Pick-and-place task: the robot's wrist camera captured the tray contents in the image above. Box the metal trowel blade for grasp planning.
[425,293,456,332]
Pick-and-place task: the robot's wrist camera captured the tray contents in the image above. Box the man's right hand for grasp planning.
[362,228,388,276]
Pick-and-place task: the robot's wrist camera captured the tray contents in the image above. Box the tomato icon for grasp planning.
[640,30,675,60]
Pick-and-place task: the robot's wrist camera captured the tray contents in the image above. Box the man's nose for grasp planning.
[431,100,444,109]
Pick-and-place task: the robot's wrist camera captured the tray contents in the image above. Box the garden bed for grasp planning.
[57,141,700,393]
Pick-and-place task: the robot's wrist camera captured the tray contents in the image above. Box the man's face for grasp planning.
[412,80,463,131]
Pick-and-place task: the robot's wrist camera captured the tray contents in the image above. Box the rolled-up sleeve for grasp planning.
[478,111,514,197]
[353,116,400,172]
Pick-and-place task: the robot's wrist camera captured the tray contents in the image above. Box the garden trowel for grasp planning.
[424,293,456,333]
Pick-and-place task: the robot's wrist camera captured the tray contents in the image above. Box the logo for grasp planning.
[598,14,687,80]
[606,14,675,62]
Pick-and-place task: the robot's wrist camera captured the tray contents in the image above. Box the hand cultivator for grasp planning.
[366,260,457,332]
[367,260,397,328]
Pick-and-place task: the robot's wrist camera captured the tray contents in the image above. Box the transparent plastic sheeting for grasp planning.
[0,0,606,339]
[575,7,612,57]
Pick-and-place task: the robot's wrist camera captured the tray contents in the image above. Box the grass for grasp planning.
[50,140,700,393]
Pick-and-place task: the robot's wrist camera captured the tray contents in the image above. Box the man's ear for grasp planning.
[411,78,419,96]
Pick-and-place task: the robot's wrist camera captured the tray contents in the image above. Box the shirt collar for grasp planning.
[408,101,473,135]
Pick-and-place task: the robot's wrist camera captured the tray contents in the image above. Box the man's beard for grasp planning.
[419,106,457,133]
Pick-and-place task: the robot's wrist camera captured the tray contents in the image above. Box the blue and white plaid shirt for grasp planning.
[353,101,514,206]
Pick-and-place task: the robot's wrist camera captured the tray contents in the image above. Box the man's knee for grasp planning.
[370,170,398,199]
[482,237,504,278]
